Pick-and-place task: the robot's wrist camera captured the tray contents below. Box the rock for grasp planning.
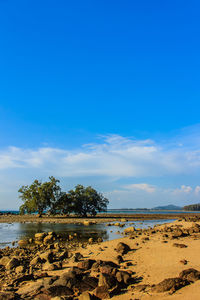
[83,221,93,226]
[30,256,41,266]
[0,292,18,300]
[133,284,150,292]
[43,235,54,244]
[39,251,54,263]
[44,286,73,297]
[18,239,28,247]
[15,265,25,274]
[98,273,117,289]
[171,230,184,239]
[52,269,82,289]
[88,238,93,244]
[79,291,95,300]
[116,255,123,264]
[94,286,110,299]
[0,256,10,266]
[115,242,131,255]
[78,276,98,292]
[73,252,83,262]
[97,238,103,243]
[99,265,114,275]
[120,219,127,222]
[180,259,188,265]
[42,262,56,271]
[35,233,47,241]
[173,243,187,248]
[59,249,68,260]
[114,223,120,226]
[116,271,131,284]
[179,268,200,282]
[124,227,135,234]
[77,259,96,270]
[6,257,20,270]
[152,277,189,292]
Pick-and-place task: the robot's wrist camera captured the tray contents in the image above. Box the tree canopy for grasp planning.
[183,203,200,211]
[18,178,109,217]
[19,176,63,217]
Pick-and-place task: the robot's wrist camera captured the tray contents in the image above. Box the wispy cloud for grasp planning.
[1,126,200,209]
[0,132,200,179]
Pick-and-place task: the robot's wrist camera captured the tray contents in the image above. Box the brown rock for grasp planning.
[98,273,117,289]
[94,286,110,299]
[152,277,189,292]
[180,259,188,265]
[116,271,131,284]
[179,268,200,282]
[0,292,18,300]
[77,259,95,270]
[115,242,130,255]
[6,257,20,270]
[173,243,187,248]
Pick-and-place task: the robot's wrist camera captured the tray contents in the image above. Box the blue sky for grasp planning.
[0,1,200,209]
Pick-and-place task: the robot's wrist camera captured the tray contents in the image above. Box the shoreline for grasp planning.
[0,213,197,224]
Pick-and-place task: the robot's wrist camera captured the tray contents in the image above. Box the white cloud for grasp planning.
[123,183,156,193]
[195,186,200,195]
[173,185,193,195]
[1,128,200,209]
[1,133,200,179]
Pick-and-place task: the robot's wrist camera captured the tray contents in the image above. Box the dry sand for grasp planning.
[69,220,200,299]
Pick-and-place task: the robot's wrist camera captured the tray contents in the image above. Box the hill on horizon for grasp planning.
[153,204,183,210]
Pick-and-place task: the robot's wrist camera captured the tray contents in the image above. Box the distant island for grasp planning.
[152,204,183,210]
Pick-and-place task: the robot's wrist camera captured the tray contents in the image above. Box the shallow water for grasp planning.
[0,219,175,248]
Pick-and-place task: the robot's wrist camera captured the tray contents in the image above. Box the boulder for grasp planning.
[124,227,135,234]
[115,242,131,255]
[42,262,56,271]
[77,259,96,270]
[116,255,123,264]
[152,277,189,292]
[116,271,131,284]
[39,251,54,263]
[94,286,110,299]
[15,265,25,274]
[35,233,47,241]
[179,268,200,282]
[43,235,54,244]
[0,256,10,266]
[6,257,20,270]
[18,240,29,248]
[79,291,95,300]
[98,273,117,289]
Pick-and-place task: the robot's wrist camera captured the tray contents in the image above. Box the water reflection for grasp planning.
[0,219,175,248]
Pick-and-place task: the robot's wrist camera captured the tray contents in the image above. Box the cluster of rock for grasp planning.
[0,239,133,299]
[1,217,200,299]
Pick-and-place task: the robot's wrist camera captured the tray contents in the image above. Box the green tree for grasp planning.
[18,176,63,217]
[66,184,109,217]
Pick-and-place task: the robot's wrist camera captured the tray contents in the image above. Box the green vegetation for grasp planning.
[183,203,200,211]
[18,177,109,217]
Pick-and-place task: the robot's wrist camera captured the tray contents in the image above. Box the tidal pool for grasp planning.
[0,219,175,248]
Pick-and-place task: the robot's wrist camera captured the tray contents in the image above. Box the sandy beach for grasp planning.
[1,215,200,299]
